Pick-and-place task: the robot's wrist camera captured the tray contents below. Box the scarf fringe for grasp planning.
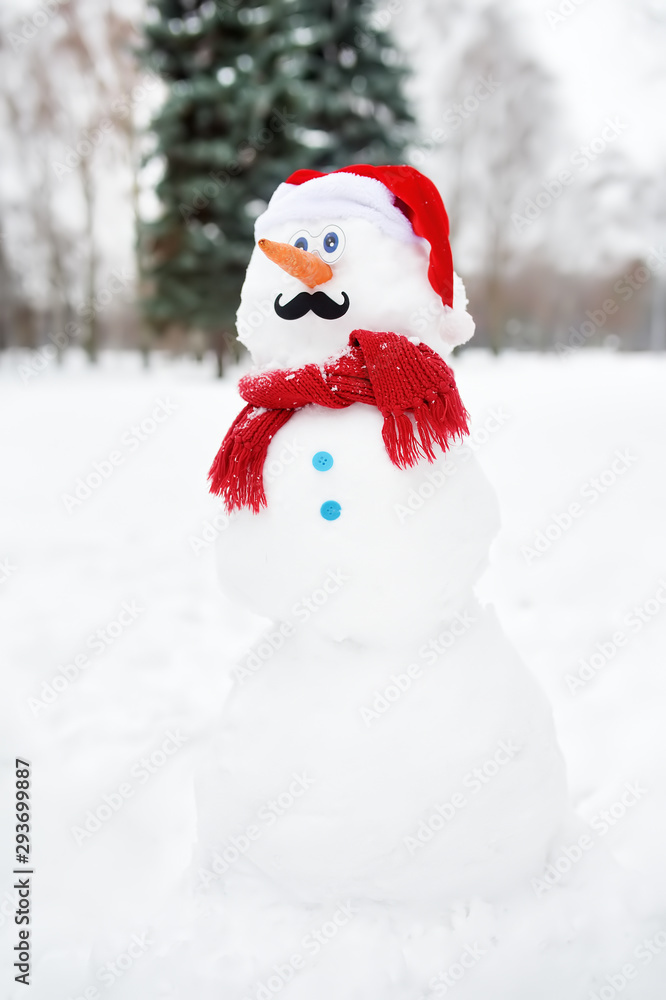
[382,390,469,470]
[208,405,276,512]
[382,411,422,467]
[208,435,268,513]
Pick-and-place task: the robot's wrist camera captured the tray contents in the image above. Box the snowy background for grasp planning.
[1,347,666,996]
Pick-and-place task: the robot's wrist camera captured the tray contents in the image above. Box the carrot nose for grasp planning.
[258,238,333,288]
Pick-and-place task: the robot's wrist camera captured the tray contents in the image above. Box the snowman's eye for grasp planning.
[293,236,308,252]
[323,231,339,253]
[314,226,345,262]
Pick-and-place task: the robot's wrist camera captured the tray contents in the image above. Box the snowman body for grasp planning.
[191,168,585,998]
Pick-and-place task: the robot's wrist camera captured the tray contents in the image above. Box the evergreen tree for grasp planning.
[142,0,413,374]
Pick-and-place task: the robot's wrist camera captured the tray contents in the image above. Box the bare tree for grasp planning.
[0,0,146,362]
[401,0,561,350]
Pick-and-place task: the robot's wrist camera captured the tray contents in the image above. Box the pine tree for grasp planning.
[142,0,413,374]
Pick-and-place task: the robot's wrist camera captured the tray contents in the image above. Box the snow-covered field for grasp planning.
[1,347,665,997]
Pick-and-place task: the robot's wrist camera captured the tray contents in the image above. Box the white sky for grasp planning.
[518,0,666,173]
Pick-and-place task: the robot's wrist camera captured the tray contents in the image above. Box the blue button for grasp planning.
[312,451,334,471]
[320,500,341,521]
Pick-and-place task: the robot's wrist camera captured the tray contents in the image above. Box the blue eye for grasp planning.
[294,236,308,251]
[323,231,339,253]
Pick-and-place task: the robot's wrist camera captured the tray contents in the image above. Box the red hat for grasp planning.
[280,164,454,308]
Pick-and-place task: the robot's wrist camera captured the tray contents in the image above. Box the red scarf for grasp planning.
[209,330,469,513]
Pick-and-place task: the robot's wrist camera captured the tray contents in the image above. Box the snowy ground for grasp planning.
[1,347,665,998]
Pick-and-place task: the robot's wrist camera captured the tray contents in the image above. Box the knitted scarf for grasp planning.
[209,329,469,513]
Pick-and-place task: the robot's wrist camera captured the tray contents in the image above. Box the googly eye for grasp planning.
[314,225,345,263]
[290,231,310,252]
[323,231,339,253]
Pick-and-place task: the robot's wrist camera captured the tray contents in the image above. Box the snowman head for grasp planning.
[236,165,475,369]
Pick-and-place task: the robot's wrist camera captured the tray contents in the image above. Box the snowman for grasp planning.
[182,167,643,1000]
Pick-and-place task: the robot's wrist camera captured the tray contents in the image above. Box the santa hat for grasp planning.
[254,164,455,308]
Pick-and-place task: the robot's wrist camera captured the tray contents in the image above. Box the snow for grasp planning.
[1,347,665,997]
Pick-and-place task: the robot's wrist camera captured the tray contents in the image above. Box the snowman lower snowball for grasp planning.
[187,166,647,1000]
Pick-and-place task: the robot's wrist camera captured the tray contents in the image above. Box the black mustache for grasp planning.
[274,291,350,321]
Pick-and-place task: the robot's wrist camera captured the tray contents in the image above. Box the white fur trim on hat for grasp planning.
[255,172,421,244]
[440,272,475,348]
